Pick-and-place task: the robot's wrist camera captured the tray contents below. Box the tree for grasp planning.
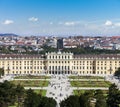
[114,67,120,78]
[39,97,56,107]
[79,90,94,107]
[24,89,41,107]
[60,95,80,107]
[95,90,107,107]
[79,94,91,107]
[0,68,4,78]
[107,84,120,107]
[15,84,25,107]
[0,81,17,107]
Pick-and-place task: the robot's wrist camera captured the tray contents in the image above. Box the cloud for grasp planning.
[115,23,120,27]
[105,20,113,26]
[28,17,38,22]
[104,20,120,27]
[64,22,75,26]
[3,20,14,25]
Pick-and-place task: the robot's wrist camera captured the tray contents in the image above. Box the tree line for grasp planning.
[1,80,120,107]
[0,81,56,107]
[60,84,120,107]
[1,45,120,55]
[39,46,120,55]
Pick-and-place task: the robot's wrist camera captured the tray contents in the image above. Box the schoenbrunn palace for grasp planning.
[0,51,120,76]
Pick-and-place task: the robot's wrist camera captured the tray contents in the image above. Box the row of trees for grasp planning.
[0,81,56,107]
[60,84,120,107]
[1,45,120,55]
[39,46,120,55]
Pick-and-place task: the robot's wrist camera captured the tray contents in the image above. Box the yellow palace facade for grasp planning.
[0,52,120,75]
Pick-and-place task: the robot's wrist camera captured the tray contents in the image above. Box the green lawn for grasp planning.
[34,90,47,96]
[69,76,104,79]
[73,90,108,96]
[14,75,50,79]
[70,81,111,87]
[11,80,49,87]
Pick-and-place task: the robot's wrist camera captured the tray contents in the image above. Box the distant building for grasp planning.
[113,43,120,50]
[57,38,63,49]
[47,38,57,48]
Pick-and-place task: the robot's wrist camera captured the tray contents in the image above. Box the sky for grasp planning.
[0,0,120,36]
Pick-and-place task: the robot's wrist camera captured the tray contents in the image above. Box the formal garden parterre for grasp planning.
[69,76,104,79]
[11,80,49,87]
[14,75,50,79]
[70,81,111,87]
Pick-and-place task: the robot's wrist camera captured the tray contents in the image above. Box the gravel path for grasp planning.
[46,75,73,107]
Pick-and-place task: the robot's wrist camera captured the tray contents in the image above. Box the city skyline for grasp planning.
[0,0,120,36]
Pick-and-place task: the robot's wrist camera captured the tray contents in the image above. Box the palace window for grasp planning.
[65,56,66,59]
[58,66,60,70]
[65,66,66,69]
[68,56,69,59]
[68,66,70,70]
